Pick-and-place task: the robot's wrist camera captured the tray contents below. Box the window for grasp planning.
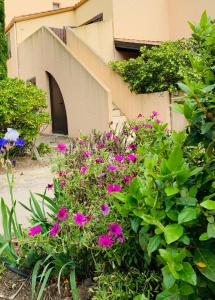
[53,2,60,10]
[7,33,12,58]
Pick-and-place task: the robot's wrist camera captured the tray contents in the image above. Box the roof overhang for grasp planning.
[114,38,161,51]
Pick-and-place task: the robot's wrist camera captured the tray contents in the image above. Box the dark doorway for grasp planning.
[47,72,68,135]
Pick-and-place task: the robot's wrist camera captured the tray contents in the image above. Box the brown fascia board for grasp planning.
[6,0,89,32]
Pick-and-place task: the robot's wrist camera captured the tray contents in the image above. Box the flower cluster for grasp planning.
[0,128,25,154]
[98,223,124,248]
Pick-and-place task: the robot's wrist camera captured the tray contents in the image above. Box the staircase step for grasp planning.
[112,109,121,117]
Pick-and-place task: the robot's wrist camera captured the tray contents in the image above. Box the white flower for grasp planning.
[4,128,19,142]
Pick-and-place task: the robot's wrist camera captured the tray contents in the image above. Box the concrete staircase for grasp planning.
[111,103,127,132]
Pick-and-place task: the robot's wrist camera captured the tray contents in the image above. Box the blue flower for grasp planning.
[0,138,8,148]
[15,139,25,147]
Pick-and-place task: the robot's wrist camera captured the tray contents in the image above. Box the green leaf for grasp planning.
[37,267,53,300]
[176,197,197,206]
[201,122,214,134]
[199,232,209,241]
[200,200,215,210]
[179,262,197,286]
[112,192,127,202]
[70,270,79,300]
[32,260,42,299]
[164,224,183,244]
[178,207,199,224]
[156,290,180,300]
[133,294,149,300]
[147,235,161,256]
[171,103,184,114]
[162,265,176,289]
[165,186,179,196]
[167,147,184,172]
[178,82,192,95]
[207,223,215,238]
[194,248,215,282]
[131,218,141,233]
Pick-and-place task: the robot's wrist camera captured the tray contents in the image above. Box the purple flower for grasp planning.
[12,160,16,167]
[56,144,68,152]
[109,156,115,162]
[47,183,53,190]
[117,236,125,243]
[98,173,106,178]
[131,125,139,131]
[15,139,25,147]
[125,153,136,162]
[0,138,8,148]
[74,212,88,227]
[49,223,59,237]
[57,207,68,221]
[107,184,122,193]
[115,154,124,162]
[113,136,120,143]
[156,119,161,124]
[95,157,103,163]
[79,140,85,145]
[97,181,103,186]
[128,143,137,151]
[104,132,112,139]
[100,204,110,216]
[82,151,91,158]
[80,166,88,174]
[60,180,66,189]
[152,111,159,117]
[107,165,117,171]
[109,223,123,236]
[97,141,104,150]
[145,124,153,129]
[29,225,42,237]
[98,234,113,248]
[123,175,133,183]
[4,128,19,142]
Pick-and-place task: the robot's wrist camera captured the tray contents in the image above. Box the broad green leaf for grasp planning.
[133,294,149,300]
[165,186,179,196]
[200,200,215,210]
[156,290,180,300]
[164,224,183,244]
[147,235,161,256]
[179,282,195,296]
[194,248,215,282]
[129,177,144,200]
[112,192,127,202]
[207,223,215,238]
[179,262,197,286]
[176,197,197,206]
[162,265,175,289]
[199,232,209,241]
[171,103,184,114]
[201,122,214,134]
[178,207,199,224]
[167,147,184,172]
[178,82,192,95]
[131,218,141,233]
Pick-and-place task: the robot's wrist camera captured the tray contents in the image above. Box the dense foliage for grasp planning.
[0,78,50,147]
[0,11,214,300]
[0,0,7,78]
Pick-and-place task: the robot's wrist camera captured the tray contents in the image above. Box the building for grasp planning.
[5,0,215,136]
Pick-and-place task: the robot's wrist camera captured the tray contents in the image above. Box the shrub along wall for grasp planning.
[0,0,7,78]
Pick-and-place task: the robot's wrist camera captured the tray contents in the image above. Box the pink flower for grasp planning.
[82,151,91,158]
[109,223,123,236]
[145,124,153,129]
[56,144,68,152]
[123,175,133,183]
[152,111,159,117]
[80,166,88,174]
[125,153,136,162]
[57,207,68,221]
[115,154,124,162]
[97,181,103,186]
[97,141,104,150]
[113,136,120,143]
[117,236,125,243]
[107,184,121,193]
[100,204,110,216]
[74,212,88,227]
[60,180,66,189]
[109,156,115,162]
[98,234,113,248]
[79,140,85,145]
[131,125,139,131]
[95,157,103,163]
[49,223,59,237]
[107,165,117,171]
[98,173,106,178]
[156,119,161,124]
[47,183,53,190]
[104,132,112,139]
[29,225,42,237]
[128,143,137,151]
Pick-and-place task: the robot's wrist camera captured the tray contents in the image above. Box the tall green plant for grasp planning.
[0,0,7,78]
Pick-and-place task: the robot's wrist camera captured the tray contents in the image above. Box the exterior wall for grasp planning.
[168,0,215,40]
[7,26,19,78]
[18,27,111,136]
[67,28,172,126]
[72,21,115,62]
[5,0,76,25]
[112,0,170,42]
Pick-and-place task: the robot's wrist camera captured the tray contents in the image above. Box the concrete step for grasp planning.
[112,109,121,117]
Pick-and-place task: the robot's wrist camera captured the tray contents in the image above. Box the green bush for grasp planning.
[0,78,50,146]
[0,0,7,78]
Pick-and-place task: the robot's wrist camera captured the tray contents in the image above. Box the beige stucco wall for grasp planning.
[7,26,19,78]
[72,21,115,62]
[168,0,215,40]
[5,0,76,25]
[112,0,170,42]
[18,27,111,136]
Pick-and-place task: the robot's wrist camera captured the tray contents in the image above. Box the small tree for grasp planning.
[0,0,7,78]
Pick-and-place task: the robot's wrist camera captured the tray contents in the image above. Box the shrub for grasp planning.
[0,0,7,78]
[0,78,50,147]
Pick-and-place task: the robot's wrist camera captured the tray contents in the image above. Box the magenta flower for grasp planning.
[107,165,117,171]
[97,141,104,149]
[100,204,110,216]
[107,184,122,193]
[95,157,103,163]
[82,151,91,158]
[57,207,68,221]
[60,179,66,189]
[145,124,153,129]
[80,166,88,174]
[79,140,85,145]
[109,223,123,236]
[98,173,106,178]
[74,212,88,227]
[47,183,53,190]
[104,132,112,139]
[131,125,139,131]
[115,154,124,162]
[128,143,137,151]
[49,223,59,237]
[113,136,120,143]
[29,225,42,237]
[126,153,136,162]
[117,236,125,243]
[152,111,159,117]
[123,175,133,183]
[98,234,113,248]
[156,119,161,124]
[56,143,68,152]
